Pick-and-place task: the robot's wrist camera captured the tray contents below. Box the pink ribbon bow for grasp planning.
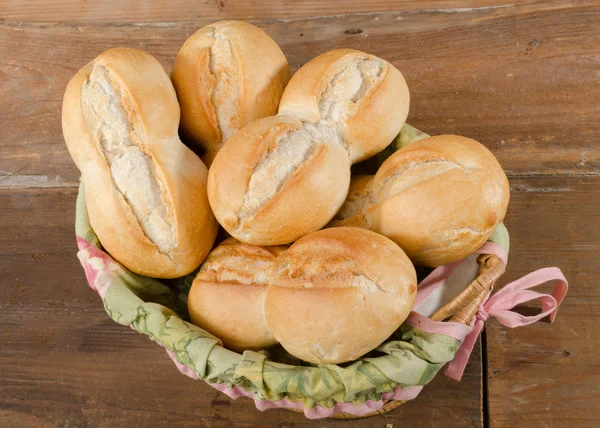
[445,267,569,381]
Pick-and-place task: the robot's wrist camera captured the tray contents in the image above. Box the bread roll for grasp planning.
[332,135,510,266]
[188,238,285,351]
[172,20,291,166]
[278,49,410,163]
[207,115,351,245]
[265,227,417,364]
[62,47,218,278]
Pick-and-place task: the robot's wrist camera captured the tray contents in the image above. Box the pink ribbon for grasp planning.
[445,267,569,381]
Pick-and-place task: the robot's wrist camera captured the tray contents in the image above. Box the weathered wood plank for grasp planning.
[0,187,483,427]
[487,176,600,428]
[2,3,600,188]
[1,1,531,23]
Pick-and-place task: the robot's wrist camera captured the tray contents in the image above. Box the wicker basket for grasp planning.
[74,123,566,419]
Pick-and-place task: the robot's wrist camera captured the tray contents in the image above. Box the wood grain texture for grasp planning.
[2,2,600,188]
[486,176,600,428]
[2,1,599,426]
[1,1,532,23]
[0,188,483,427]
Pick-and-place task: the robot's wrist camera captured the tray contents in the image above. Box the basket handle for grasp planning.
[444,261,568,381]
[431,254,506,325]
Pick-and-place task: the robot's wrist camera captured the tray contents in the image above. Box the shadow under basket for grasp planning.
[73,124,568,419]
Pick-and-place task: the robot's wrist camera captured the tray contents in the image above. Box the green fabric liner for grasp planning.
[75,124,509,409]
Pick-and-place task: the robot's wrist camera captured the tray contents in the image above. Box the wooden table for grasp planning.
[2,1,599,427]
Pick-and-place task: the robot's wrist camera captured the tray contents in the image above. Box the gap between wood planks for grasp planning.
[0,172,597,191]
[2,0,597,28]
[2,0,591,24]
[482,328,491,428]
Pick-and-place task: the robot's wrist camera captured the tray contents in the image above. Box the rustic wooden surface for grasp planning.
[1,1,598,427]
[488,177,600,428]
